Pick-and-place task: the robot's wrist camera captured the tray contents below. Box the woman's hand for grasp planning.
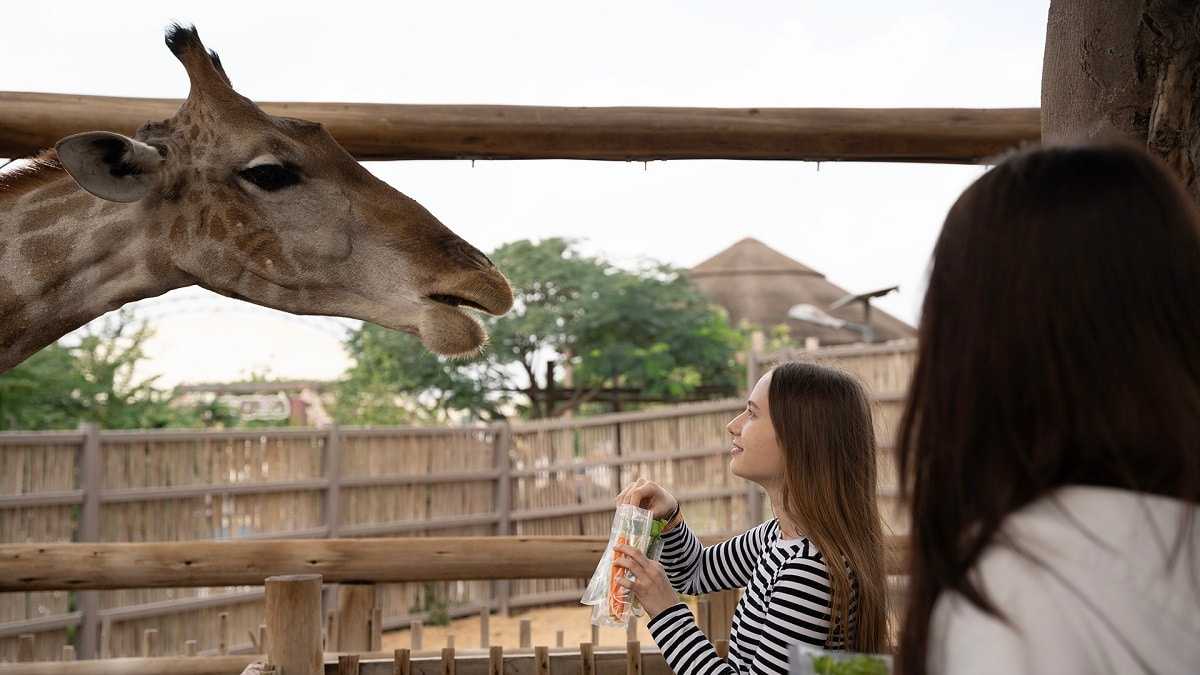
[613,544,678,618]
[616,478,679,521]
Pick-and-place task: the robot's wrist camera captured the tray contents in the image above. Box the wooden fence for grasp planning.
[1,341,918,662]
[0,399,756,661]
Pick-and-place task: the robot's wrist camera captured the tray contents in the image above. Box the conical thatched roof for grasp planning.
[688,238,915,345]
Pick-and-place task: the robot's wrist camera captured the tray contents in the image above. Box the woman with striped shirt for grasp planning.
[612,362,888,675]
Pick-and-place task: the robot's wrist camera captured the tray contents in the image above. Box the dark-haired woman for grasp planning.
[612,362,889,675]
[897,142,1200,675]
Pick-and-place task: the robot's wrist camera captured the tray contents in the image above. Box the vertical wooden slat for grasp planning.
[327,610,339,652]
[142,628,157,657]
[409,619,424,651]
[534,646,550,675]
[185,640,198,656]
[337,582,377,652]
[62,645,76,661]
[17,634,34,662]
[479,608,490,648]
[590,625,600,647]
[519,619,531,649]
[697,599,712,639]
[371,607,383,652]
[99,618,112,659]
[259,624,268,654]
[493,423,512,615]
[78,423,100,660]
[324,425,342,613]
[442,647,456,675]
[626,619,637,643]
[446,635,456,649]
[394,649,412,675]
[219,612,230,655]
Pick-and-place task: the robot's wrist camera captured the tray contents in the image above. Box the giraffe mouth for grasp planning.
[427,293,497,315]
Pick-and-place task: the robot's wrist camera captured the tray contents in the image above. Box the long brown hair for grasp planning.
[769,362,888,652]
[896,142,1200,674]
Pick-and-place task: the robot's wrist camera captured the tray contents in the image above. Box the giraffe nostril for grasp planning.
[444,238,494,271]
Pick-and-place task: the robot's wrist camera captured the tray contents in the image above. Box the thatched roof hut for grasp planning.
[688,238,915,345]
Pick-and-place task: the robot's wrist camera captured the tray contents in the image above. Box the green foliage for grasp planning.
[808,654,891,675]
[336,238,745,421]
[0,310,235,431]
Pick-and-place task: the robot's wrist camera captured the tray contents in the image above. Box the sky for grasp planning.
[0,1,1050,386]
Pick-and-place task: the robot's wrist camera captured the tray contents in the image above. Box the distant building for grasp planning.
[689,238,915,346]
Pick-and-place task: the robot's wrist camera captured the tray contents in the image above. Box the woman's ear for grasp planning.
[55,131,164,203]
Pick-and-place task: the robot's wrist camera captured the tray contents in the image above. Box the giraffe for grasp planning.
[0,25,513,374]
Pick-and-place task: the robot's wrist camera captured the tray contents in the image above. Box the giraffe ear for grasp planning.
[55,132,164,203]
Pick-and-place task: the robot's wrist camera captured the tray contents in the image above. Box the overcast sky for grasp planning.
[1,1,1050,386]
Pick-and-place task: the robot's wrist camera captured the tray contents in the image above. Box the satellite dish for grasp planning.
[829,285,899,311]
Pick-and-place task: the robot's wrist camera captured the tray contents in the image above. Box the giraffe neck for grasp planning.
[0,165,192,372]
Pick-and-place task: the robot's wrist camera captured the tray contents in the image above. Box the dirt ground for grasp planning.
[381,600,697,652]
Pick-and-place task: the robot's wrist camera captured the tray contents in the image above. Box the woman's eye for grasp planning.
[238,164,301,191]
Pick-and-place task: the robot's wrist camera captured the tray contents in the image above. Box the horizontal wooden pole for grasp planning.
[0,534,908,592]
[0,91,1038,163]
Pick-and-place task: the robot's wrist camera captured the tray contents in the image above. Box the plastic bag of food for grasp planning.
[580,504,668,627]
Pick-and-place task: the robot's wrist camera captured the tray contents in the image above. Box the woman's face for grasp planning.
[726,371,787,488]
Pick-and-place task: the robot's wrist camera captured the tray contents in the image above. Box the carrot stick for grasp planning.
[610,533,630,620]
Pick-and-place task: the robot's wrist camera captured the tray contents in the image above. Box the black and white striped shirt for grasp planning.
[646,519,852,675]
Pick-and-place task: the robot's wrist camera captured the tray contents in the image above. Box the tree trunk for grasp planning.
[1042,0,1200,197]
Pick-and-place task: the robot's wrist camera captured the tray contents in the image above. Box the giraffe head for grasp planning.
[52,25,512,357]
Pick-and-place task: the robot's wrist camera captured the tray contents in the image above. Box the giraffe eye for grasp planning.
[238,164,301,191]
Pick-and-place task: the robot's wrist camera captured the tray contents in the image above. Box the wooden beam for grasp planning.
[0,92,1038,163]
[0,534,908,592]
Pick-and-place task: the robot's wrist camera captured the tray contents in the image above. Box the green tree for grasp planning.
[0,310,231,430]
[336,238,744,422]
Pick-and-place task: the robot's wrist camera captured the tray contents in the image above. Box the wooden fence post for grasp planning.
[62,644,76,660]
[394,649,412,675]
[493,422,513,615]
[336,582,378,652]
[185,640,198,656]
[442,647,457,675]
[266,574,323,675]
[580,643,595,675]
[338,654,361,675]
[534,646,550,675]
[488,646,503,675]
[77,422,101,659]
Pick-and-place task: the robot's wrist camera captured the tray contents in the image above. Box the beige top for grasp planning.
[928,486,1200,675]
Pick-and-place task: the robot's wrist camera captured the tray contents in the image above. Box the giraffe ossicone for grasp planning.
[0,24,513,374]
